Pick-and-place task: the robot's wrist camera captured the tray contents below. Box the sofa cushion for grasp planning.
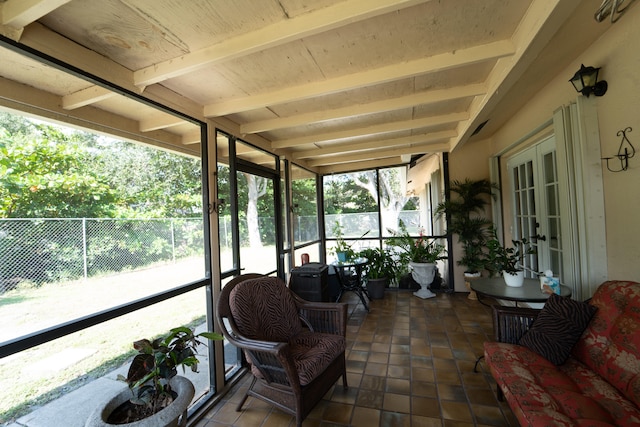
[572,280,640,407]
[484,341,640,426]
[518,293,597,365]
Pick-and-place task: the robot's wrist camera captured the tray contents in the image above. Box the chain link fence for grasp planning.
[0,218,203,293]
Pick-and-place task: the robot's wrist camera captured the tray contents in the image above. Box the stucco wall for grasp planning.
[490,5,640,283]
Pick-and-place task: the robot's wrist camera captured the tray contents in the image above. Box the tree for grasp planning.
[95,140,202,218]
[243,173,268,247]
[352,168,412,234]
[0,128,117,218]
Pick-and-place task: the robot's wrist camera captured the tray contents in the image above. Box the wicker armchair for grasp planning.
[488,304,539,399]
[491,305,540,344]
[216,274,348,427]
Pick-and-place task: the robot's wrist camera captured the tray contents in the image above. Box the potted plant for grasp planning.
[328,221,368,262]
[485,228,535,287]
[435,178,496,298]
[86,326,222,427]
[358,247,397,299]
[386,220,446,299]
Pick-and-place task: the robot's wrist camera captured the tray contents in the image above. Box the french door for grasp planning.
[507,136,564,280]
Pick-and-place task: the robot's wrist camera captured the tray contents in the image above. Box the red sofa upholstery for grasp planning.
[484,280,640,426]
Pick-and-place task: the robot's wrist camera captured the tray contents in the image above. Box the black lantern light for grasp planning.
[569,64,608,97]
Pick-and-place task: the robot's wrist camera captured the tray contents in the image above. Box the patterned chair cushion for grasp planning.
[229,276,302,342]
[231,276,346,386]
[519,293,597,365]
[289,331,346,385]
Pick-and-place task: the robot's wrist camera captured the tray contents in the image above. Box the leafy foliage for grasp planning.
[0,112,203,220]
[485,228,536,275]
[386,219,446,265]
[435,179,496,273]
[0,128,117,218]
[117,326,222,420]
[358,247,397,280]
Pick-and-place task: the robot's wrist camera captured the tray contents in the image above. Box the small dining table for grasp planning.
[331,257,370,311]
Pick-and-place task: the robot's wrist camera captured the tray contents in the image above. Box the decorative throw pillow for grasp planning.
[519,293,597,365]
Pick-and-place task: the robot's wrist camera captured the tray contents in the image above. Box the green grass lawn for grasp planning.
[0,257,208,424]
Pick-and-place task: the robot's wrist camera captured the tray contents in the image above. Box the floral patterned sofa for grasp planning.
[484,280,640,426]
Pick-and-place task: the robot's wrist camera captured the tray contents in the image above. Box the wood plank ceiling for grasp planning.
[0,0,610,173]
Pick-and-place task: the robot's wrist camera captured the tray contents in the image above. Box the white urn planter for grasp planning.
[86,376,195,427]
[503,270,524,287]
[409,262,437,299]
[464,271,481,300]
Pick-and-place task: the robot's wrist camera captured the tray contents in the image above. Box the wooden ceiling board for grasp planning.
[264,108,414,142]
[278,0,345,18]
[413,99,471,117]
[117,0,288,51]
[203,40,326,96]
[39,0,187,70]
[413,62,494,91]
[0,0,608,171]
[301,0,530,79]
[268,79,416,117]
[160,67,247,104]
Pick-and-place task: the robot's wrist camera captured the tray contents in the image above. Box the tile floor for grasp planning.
[194,289,518,427]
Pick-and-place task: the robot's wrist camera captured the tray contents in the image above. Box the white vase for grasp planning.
[409,262,437,299]
[503,270,524,287]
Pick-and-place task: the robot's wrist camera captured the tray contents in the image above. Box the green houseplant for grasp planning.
[358,247,397,298]
[435,178,496,275]
[386,220,446,298]
[328,221,368,262]
[386,220,446,266]
[485,228,535,287]
[87,326,222,426]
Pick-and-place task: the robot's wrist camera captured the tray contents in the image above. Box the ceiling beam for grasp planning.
[306,141,450,167]
[0,75,197,157]
[241,84,485,134]
[292,130,456,160]
[1,0,70,29]
[182,130,202,145]
[133,0,428,87]
[318,157,403,175]
[140,114,187,132]
[204,40,515,116]
[62,86,115,110]
[273,113,467,148]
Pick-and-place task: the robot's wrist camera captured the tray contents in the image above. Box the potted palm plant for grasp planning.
[386,220,446,299]
[435,178,496,298]
[86,326,222,427]
[358,247,397,299]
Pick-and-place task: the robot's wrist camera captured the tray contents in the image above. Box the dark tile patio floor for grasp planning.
[193,288,518,427]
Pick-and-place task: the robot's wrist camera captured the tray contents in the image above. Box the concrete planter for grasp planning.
[86,376,194,427]
[409,262,437,299]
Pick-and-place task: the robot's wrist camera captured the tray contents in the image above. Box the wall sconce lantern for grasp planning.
[569,64,608,97]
